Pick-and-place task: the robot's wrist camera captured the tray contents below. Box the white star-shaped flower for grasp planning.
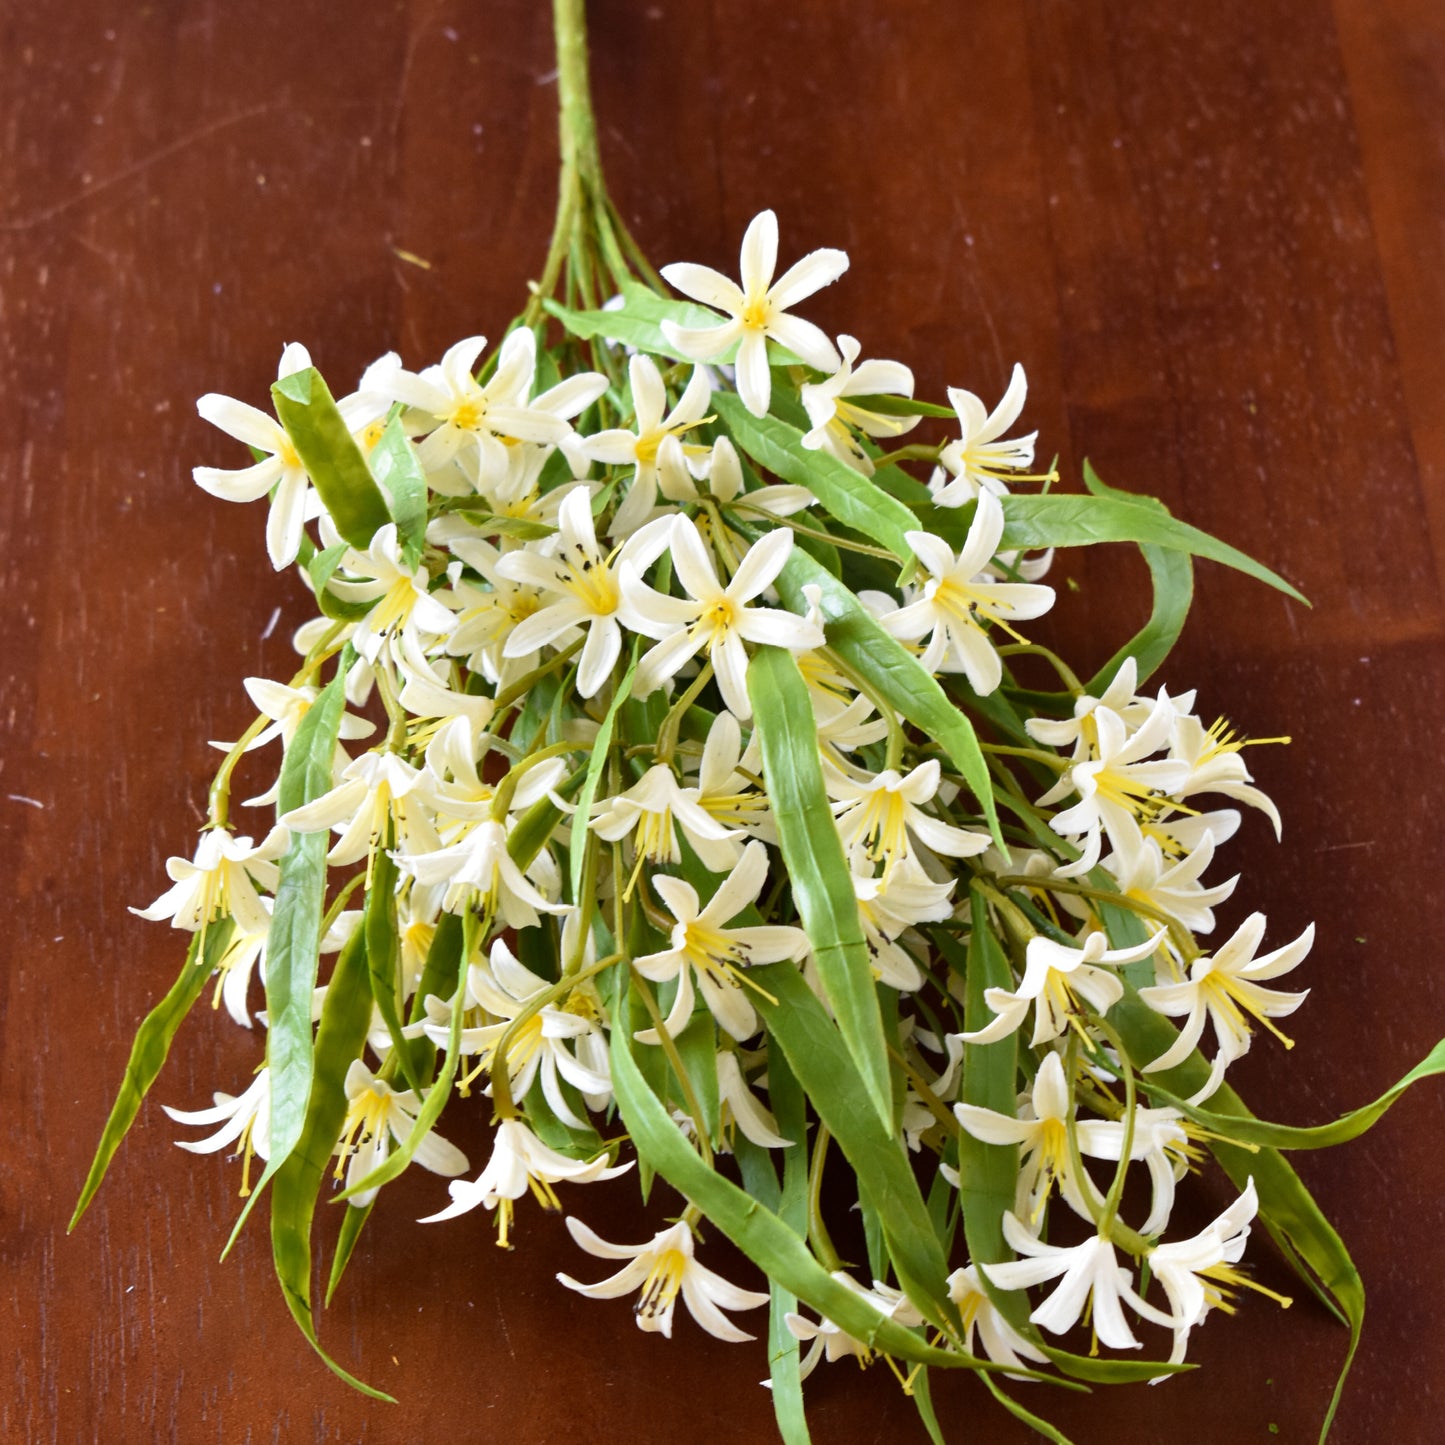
[620,518,823,720]
[558,1216,769,1342]
[660,209,848,416]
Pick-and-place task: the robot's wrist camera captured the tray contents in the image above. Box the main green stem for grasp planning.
[525,0,663,328]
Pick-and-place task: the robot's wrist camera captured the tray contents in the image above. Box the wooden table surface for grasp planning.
[4,2,1443,1441]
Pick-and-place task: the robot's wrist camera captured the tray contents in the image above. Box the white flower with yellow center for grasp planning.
[1148,1179,1273,1366]
[620,518,824,720]
[1045,696,1192,878]
[982,1212,1177,1351]
[589,763,743,874]
[443,535,552,687]
[496,485,674,698]
[633,840,808,1043]
[945,1264,1049,1376]
[877,492,1055,693]
[1075,1104,1195,1238]
[800,334,919,475]
[1139,912,1312,1076]
[827,758,989,876]
[682,709,774,855]
[852,857,954,990]
[381,331,604,492]
[660,208,848,417]
[419,938,612,1129]
[584,355,713,536]
[421,1119,630,1247]
[322,523,458,665]
[335,1059,469,1209]
[163,1067,272,1196]
[959,928,1165,1048]
[1167,714,1283,838]
[784,1273,924,1379]
[558,1216,769,1341]
[395,817,566,927]
[954,1051,1102,1223]
[1103,832,1238,940]
[931,362,1038,506]
[131,825,288,936]
[193,341,316,570]
[281,750,440,866]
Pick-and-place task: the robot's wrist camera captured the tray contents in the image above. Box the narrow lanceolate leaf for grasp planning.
[368,415,428,569]
[954,897,1020,1277]
[269,922,389,1399]
[976,491,1306,603]
[71,921,236,1230]
[224,664,350,1251]
[365,845,426,1094]
[715,392,920,562]
[609,1001,1034,1381]
[271,366,391,550]
[750,962,957,1338]
[775,549,1004,849]
[1082,461,1194,691]
[1107,986,1367,1441]
[1142,1039,1445,1153]
[747,646,893,1132]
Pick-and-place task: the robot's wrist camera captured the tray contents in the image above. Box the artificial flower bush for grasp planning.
[73,3,1445,1441]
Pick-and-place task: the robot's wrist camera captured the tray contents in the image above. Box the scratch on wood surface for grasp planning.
[0,102,281,233]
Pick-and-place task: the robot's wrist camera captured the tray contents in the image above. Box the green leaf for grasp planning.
[268,921,390,1398]
[307,543,374,623]
[747,646,893,1132]
[610,992,1035,1379]
[365,845,426,1094]
[714,392,920,561]
[70,920,237,1230]
[368,416,428,569]
[954,898,1020,1279]
[271,367,392,551]
[946,489,1306,603]
[750,962,956,1336]
[735,1054,811,1445]
[1081,463,1195,691]
[324,1197,374,1306]
[1143,1038,1445,1152]
[774,549,1004,849]
[223,665,349,1252]
[844,393,958,420]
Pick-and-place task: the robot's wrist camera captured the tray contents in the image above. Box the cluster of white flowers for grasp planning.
[124,208,1329,1419]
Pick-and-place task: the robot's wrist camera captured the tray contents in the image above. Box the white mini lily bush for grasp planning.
[73,4,1445,1442]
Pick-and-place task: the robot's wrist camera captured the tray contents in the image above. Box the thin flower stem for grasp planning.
[991,874,1198,964]
[626,968,714,1167]
[492,637,584,711]
[806,1126,843,1272]
[1090,1016,1139,1237]
[655,661,714,765]
[995,643,1083,695]
[729,503,897,560]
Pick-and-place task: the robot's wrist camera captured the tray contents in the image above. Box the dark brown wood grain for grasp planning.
[3,2,1442,1441]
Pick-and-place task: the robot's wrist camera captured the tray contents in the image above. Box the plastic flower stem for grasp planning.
[980,743,1069,770]
[993,875,1200,966]
[488,738,578,822]
[994,643,1083,695]
[806,1125,844,1272]
[491,636,585,711]
[655,662,715,765]
[626,967,714,1167]
[732,504,899,561]
[870,442,944,469]
[1090,1016,1140,1238]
